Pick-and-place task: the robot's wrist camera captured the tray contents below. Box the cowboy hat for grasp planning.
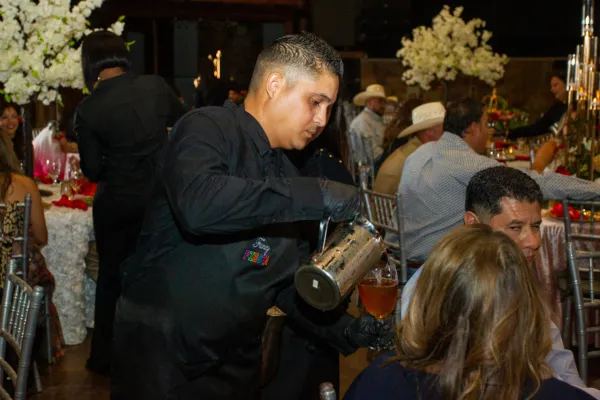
[386,96,399,103]
[397,102,446,139]
[353,84,386,106]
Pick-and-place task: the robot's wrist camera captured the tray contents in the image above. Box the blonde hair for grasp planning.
[395,224,553,400]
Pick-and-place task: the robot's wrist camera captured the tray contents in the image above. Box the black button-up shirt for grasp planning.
[75,73,185,193]
[116,102,352,396]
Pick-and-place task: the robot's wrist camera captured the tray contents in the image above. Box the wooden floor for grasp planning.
[27,330,600,399]
[30,335,110,400]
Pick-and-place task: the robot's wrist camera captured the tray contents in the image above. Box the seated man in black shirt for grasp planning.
[508,70,567,139]
[112,33,392,400]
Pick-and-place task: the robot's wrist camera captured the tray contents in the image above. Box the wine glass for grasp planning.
[45,159,61,185]
[67,160,82,195]
[358,260,399,350]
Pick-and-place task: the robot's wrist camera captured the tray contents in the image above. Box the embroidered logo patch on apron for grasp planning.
[243,237,270,266]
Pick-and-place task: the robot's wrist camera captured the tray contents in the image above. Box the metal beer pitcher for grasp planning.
[294,215,384,311]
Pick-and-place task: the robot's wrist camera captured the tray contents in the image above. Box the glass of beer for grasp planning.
[358,260,398,349]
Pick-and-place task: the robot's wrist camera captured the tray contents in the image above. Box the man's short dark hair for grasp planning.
[248,32,343,92]
[466,166,543,219]
[443,98,483,137]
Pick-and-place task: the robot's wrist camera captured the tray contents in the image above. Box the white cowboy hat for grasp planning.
[397,102,446,139]
[353,84,386,106]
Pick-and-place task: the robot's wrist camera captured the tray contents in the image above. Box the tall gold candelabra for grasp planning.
[565,0,600,180]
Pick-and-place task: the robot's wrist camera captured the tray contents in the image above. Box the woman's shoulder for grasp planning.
[343,353,428,399]
[11,174,37,193]
[536,378,597,399]
[3,174,38,203]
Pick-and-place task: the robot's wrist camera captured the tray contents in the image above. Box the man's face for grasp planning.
[550,77,567,102]
[427,124,444,141]
[466,197,542,264]
[463,110,489,155]
[366,97,385,116]
[265,71,338,150]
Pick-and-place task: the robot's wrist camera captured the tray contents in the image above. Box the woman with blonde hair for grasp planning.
[345,224,594,400]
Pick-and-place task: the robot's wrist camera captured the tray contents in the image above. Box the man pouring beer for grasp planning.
[111,33,392,399]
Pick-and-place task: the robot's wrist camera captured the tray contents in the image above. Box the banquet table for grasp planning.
[38,183,96,345]
[537,215,600,334]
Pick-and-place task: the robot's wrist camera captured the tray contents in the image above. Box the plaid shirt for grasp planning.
[396,132,600,262]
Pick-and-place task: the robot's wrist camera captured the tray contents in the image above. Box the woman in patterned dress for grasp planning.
[0,134,65,361]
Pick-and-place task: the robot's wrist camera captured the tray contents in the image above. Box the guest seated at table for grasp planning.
[374,102,444,195]
[0,136,65,361]
[380,98,423,157]
[397,97,600,267]
[345,224,595,400]
[507,68,567,139]
[74,30,186,375]
[397,166,600,398]
[0,100,32,171]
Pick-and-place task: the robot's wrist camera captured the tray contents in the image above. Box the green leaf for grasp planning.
[85,20,91,27]
[82,87,90,95]
[118,15,126,22]
[125,40,136,50]
[54,16,61,20]
[37,30,43,42]
[10,57,19,67]
[68,40,75,47]
[58,98,64,107]
[62,17,68,24]
[31,69,39,79]
[4,94,10,103]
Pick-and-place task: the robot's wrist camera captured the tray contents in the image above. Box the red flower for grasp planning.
[555,165,571,176]
[489,112,500,122]
[551,203,581,219]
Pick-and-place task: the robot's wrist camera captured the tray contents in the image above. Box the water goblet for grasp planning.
[45,159,61,185]
[358,260,399,350]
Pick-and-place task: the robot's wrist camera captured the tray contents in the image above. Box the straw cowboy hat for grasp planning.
[397,102,446,139]
[353,84,386,106]
[386,96,399,103]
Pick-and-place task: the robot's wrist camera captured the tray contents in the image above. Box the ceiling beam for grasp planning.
[98,0,307,21]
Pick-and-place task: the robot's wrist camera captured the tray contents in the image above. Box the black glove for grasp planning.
[344,314,395,350]
[319,179,360,222]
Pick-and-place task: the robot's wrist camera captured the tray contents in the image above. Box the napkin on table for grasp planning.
[52,195,89,211]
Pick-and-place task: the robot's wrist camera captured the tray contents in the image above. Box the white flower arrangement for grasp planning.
[0,0,127,105]
[396,6,509,90]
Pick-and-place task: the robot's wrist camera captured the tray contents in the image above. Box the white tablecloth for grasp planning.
[38,184,96,345]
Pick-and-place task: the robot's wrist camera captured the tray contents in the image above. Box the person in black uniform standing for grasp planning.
[74,30,186,376]
[112,32,392,399]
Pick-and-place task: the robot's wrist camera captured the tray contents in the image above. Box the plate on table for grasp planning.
[39,189,53,198]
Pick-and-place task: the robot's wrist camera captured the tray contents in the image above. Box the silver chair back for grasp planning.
[0,259,44,399]
[562,198,600,384]
[359,167,408,285]
[346,131,375,188]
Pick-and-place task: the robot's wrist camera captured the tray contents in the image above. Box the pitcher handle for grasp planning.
[317,215,331,254]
